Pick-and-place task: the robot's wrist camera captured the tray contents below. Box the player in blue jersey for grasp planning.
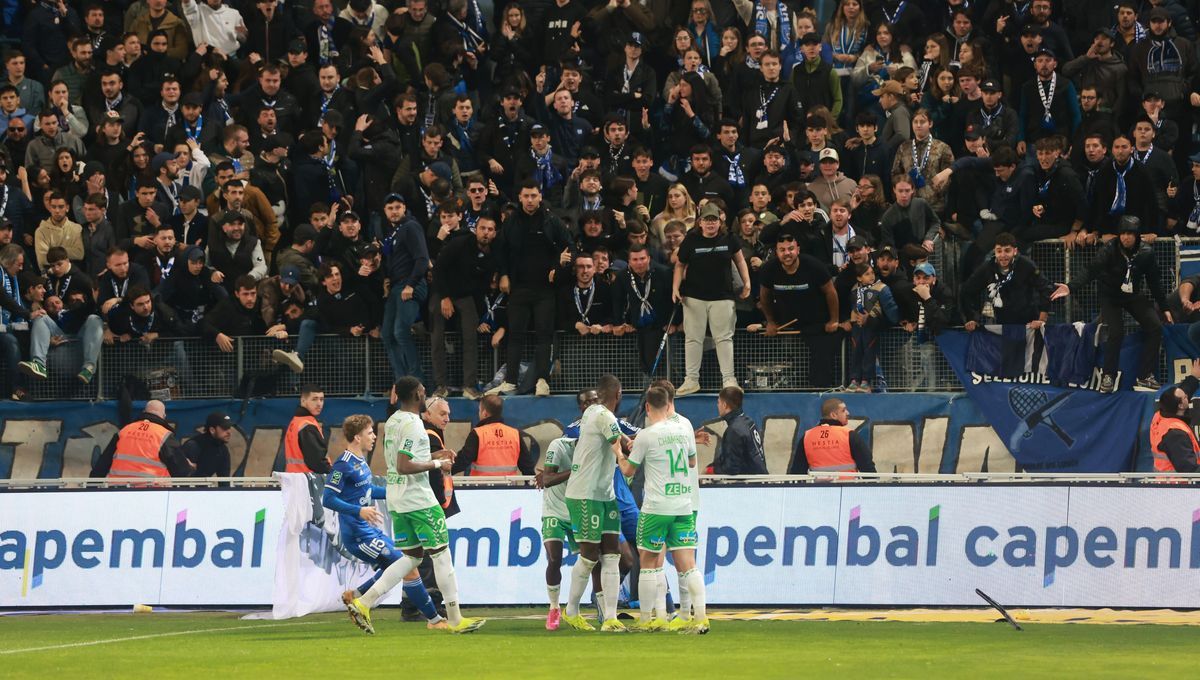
[565,388,675,622]
[322,414,447,634]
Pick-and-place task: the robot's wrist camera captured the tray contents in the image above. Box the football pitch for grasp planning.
[2,609,1197,679]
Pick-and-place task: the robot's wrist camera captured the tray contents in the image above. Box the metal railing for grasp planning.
[3,237,1195,401]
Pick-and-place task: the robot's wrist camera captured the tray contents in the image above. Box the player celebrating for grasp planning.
[618,386,709,634]
[537,435,578,630]
[562,374,628,632]
[322,415,446,633]
[346,378,486,634]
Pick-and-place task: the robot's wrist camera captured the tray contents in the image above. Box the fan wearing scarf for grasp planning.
[0,244,34,399]
[1130,7,1196,116]
[1086,134,1158,237]
[1016,47,1080,156]
[432,0,489,92]
[516,124,569,207]
[1020,136,1085,248]
[1168,152,1200,234]
[1051,216,1168,394]
[732,0,800,70]
[557,252,614,335]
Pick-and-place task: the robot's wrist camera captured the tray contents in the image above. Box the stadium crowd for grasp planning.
[0,0,1198,399]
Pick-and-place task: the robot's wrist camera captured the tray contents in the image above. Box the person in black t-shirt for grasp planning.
[673,202,749,396]
[758,235,841,388]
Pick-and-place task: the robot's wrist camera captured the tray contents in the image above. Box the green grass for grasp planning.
[2,609,1197,679]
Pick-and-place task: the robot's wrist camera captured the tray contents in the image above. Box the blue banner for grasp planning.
[938,329,1154,472]
[0,392,1015,479]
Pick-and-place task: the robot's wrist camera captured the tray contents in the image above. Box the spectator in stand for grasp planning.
[1130,115,1178,231]
[758,235,841,388]
[1052,216,1168,393]
[891,109,954,215]
[207,213,266,294]
[964,79,1019,152]
[810,148,858,212]
[558,252,613,335]
[12,248,96,384]
[1167,271,1200,324]
[1016,47,1080,157]
[709,385,767,475]
[159,246,226,335]
[104,285,186,381]
[379,192,430,384]
[902,262,952,391]
[613,243,677,375]
[429,214,496,400]
[134,223,179,290]
[846,262,899,393]
[673,202,748,395]
[960,232,1054,330]
[275,223,321,292]
[879,178,940,254]
[490,180,572,397]
[1021,136,1086,249]
[316,260,373,337]
[33,190,83,271]
[203,274,303,373]
[1086,134,1158,239]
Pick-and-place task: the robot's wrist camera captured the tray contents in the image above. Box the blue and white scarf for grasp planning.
[1110,158,1132,215]
[753,0,794,64]
[531,146,562,191]
[0,267,21,326]
[1147,37,1183,75]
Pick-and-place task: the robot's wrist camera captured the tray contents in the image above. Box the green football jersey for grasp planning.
[628,416,696,515]
[564,404,621,502]
[541,437,576,520]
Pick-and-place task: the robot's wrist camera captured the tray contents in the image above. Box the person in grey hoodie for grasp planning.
[808,148,858,213]
[1063,28,1130,119]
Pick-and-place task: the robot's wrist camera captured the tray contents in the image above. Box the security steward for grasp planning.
[284,385,331,473]
[1149,358,1200,473]
[709,385,768,474]
[453,395,536,476]
[91,400,194,480]
[789,397,876,475]
[184,412,234,485]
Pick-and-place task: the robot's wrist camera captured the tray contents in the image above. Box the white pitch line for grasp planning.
[0,620,326,655]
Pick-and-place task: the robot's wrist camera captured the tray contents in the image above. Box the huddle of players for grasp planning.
[322,372,706,635]
[541,375,709,634]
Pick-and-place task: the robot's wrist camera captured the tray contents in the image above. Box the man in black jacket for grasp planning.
[613,244,677,374]
[429,214,496,400]
[960,232,1054,329]
[710,386,767,475]
[1052,216,1169,393]
[184,412,234,484]
[488,179,572,397]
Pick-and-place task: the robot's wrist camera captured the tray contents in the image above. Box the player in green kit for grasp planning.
[561,374,628,632]
[619,384,709,634]
[537,436,578,630]
[652,378,704,630]
[346,377,486,634]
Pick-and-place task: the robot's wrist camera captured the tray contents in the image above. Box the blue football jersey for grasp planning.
[325,451,379,539]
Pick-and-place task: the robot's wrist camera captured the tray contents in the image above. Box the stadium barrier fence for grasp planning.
[5,237,1195,401]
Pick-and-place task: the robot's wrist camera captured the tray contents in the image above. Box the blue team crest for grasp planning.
[1007,387,1075,454]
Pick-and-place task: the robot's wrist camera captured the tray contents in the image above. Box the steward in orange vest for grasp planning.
[91,400,193,479]
[1149,376,1200,473]
[284,387,330,473]
[788,397,876,475]
[453,395,534,476]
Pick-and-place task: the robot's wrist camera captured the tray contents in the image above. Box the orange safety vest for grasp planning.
[1149,412,1200,473]
[108,419,172,480]
[427,428,455,509]
[802,424,857,477]
[284,415,324,473]
[471,422,521,476]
